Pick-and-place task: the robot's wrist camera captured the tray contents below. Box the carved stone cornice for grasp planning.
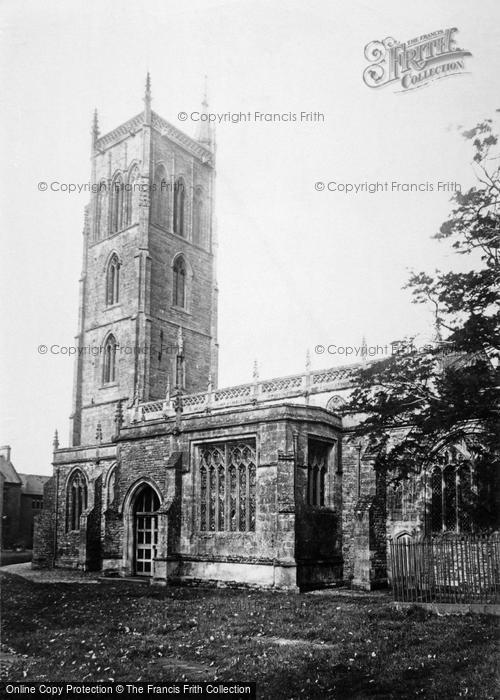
[151,111,213,164]
[95,113,144,150]
[95,110,213,165]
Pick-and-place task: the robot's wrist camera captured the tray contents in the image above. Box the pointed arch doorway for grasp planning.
[132,484,160,576]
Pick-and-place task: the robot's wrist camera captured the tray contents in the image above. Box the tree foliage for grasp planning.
[346,117,500,528]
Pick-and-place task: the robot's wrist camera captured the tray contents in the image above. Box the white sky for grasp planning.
[1,0,499,474]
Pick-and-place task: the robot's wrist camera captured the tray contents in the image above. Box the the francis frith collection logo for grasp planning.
[363,28,472,92]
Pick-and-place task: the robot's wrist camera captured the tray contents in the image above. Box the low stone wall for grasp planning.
[393,601,500,616]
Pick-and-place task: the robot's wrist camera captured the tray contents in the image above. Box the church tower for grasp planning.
[70,76,218,446]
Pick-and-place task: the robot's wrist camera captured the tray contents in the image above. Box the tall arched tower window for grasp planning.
[173,256,186,308]
[103,334,118,384]
[173,177,185,236]
[193,196,204,247]
[95,182,107,241]
[66,470,87,531]
[106,254,120,306]
[111,174,124,233]
[152,165,169,227]
[124,165,140,227]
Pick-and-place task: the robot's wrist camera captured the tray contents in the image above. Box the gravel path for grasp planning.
[0,562,100,584]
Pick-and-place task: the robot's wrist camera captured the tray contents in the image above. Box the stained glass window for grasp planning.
[198,439,256,532]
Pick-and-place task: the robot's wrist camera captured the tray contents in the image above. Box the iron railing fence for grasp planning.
[389,534,500,604]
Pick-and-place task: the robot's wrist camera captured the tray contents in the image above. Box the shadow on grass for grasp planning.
[1,572,498,699]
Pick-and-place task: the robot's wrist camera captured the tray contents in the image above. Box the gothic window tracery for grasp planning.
[199,440,257,532]
[110,174,124,233]
[103,334,118,384]
[173,256,186,308]
[387,477,418,520]
[307,439,330,506]
[428,444,476,533]
[95,181,107,241]
[173,177,185,236]
[192,188,204,247]
[152,165,169,227]
[124,165,140,227]
[326,395,347,413]
[106,254,120,306]
[66,470,87,532]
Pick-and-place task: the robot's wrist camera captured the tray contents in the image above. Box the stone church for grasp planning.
[34,77,437,590]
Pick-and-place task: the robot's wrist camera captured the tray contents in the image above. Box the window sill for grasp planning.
[304,505,337,512]
[197,531,256,537]
[105,304,121,311]
[151,223,184,239]
[150,223,210,252]
[89,223,138,245]
[171,305,191,316]
[100,382,118,390]
[108,223,138,237]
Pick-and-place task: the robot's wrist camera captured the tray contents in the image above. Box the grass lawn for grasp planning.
[1,572,498,699]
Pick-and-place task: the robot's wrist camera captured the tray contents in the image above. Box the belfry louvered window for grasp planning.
[199,440,257,532]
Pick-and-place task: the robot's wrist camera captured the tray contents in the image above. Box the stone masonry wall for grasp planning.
[78,226,142,446]
[73,120,217,447]
[32,477,56,568]
[114,404,342,587]
[341,434,387,588]
[40,452,115,570]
